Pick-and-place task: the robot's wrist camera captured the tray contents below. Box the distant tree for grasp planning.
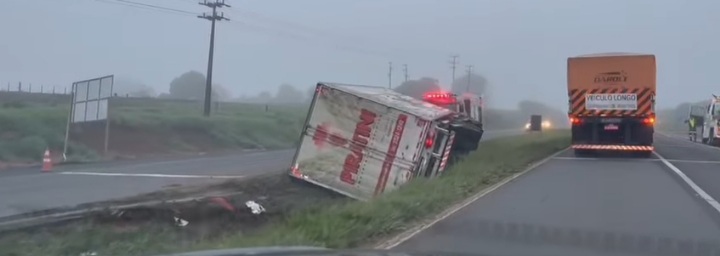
[275,84,303,103]
[451,73,488,96]
[169,71,205,100]
[306,86,316,102]
[211,84,231,101]
[257,91,272,102]
[168,71,230,101]
[393,77,442,100]
[113,77,156,97]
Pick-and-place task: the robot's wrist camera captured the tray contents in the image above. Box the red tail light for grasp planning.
[643,117,655,125]
[425,138,433,148]
[425,133,435,148]
[570,117,582,125]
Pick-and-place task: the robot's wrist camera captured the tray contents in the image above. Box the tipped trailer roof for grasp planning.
[317,82,454,121]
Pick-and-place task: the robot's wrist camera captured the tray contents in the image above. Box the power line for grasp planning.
[198,0,230,117]
[97,0,197,15]
[94,0,418,60]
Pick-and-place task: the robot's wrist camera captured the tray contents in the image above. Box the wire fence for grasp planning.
[1,82,70,94]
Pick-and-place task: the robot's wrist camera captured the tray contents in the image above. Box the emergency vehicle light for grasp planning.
[423,91,456,104]
[570,117,582,125]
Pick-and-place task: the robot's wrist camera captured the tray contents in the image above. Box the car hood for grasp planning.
[152,246,329,256]
[151,247,495,256]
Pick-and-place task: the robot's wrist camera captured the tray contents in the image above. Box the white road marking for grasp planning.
[653,151,720,214]
[666,159,720,164]
[59,171,244,179]
[376,147,570,249]
[553,156,720,164]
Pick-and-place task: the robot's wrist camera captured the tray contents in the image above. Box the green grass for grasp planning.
[210,131,570,249]
[0,99,307,162]
[0,131,569,256]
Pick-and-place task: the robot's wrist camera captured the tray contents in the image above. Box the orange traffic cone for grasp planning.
[42,149,52,172]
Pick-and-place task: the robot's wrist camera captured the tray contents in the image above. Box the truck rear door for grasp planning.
[289,84,426,200]
[417,125,455,178]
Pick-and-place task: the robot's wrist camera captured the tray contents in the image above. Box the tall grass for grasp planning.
[0,101,308,162]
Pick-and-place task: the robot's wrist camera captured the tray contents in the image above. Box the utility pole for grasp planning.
[450,55,459,83]
[198,0,230,117]
[388,61,393,88]
[403,64,408,82]
[465,65,474,92]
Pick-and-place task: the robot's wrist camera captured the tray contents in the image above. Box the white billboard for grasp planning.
[71,75,114,123]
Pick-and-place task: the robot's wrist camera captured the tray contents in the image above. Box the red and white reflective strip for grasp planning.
[412,120,429,162]
[571,144,654,151]
[438,132,455,173]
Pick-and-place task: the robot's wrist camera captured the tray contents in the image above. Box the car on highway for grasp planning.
[524,120,552,131]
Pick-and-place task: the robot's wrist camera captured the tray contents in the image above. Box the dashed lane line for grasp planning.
[653,151,720,215]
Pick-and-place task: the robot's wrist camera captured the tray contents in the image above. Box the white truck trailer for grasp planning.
[687,95,720,145]
[289,82,464,200]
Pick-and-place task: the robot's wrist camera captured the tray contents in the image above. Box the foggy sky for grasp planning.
[1,0,718,109]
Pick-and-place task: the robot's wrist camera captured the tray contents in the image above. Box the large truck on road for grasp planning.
[567,53,657,157]
[289,82,482,200]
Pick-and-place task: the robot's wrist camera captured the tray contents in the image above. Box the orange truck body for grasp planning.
[566,53,657,156]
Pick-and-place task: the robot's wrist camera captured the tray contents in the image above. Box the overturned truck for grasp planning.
[289,82,484,200]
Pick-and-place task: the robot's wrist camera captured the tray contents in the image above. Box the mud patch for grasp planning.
[0,172,349,255]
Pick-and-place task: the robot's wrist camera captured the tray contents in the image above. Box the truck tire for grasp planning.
[709,130,716,146]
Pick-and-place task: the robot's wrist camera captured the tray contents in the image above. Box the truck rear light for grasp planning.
[425,132,435,148]
[425,138,433,148]
[570,117,582,125]
[642,117,655,125]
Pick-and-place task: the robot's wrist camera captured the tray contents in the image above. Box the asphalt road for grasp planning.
[0,129,524,219]
[394,134,720,256]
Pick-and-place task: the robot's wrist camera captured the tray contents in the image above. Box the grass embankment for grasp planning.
[0,131,569,256]
[0,99,306,163]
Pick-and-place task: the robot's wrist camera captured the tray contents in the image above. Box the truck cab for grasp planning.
[422,91,484,125]
[422,91,484,158]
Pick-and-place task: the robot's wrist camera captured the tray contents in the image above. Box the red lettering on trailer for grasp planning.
[313,123,348,149]
[374,114,407,196]
[312,123,330,147]
[340,109,377,185]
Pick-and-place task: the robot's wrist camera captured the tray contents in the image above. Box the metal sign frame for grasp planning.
[62,75,114,160]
